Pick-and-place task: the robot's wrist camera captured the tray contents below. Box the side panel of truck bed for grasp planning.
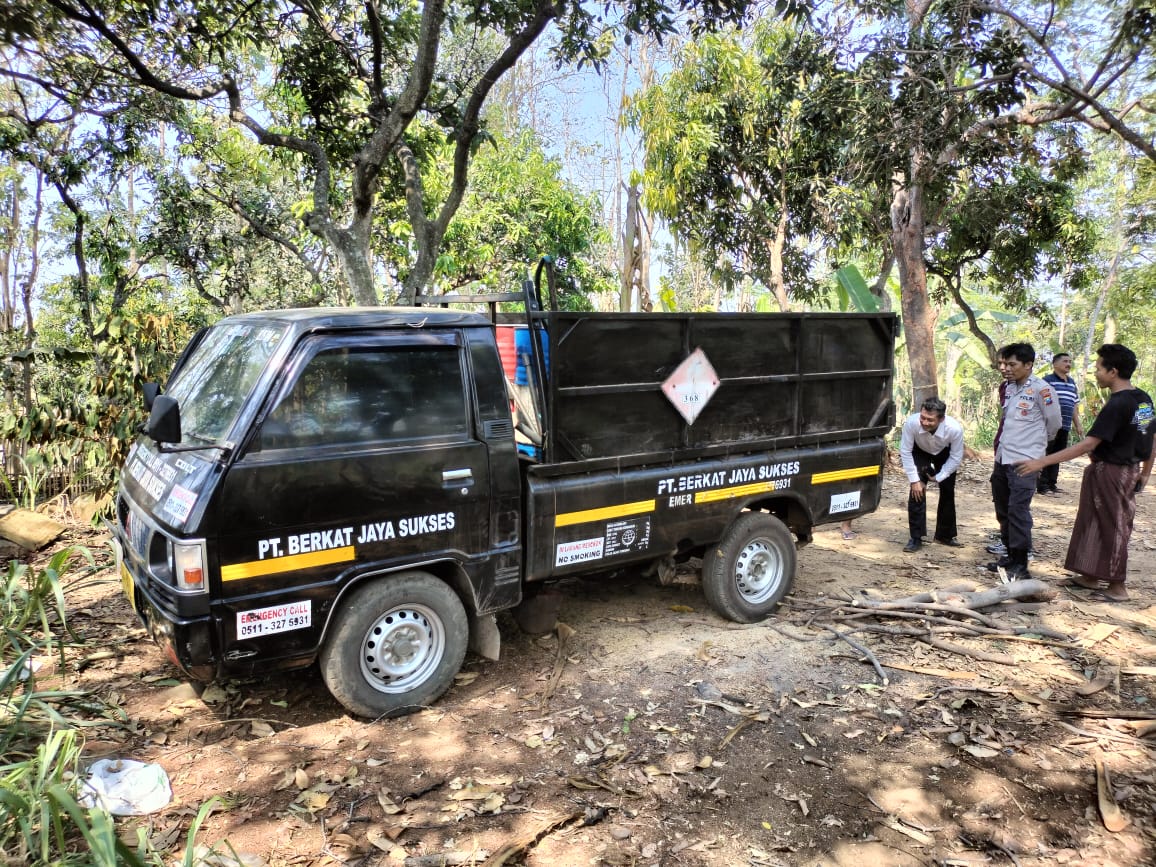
[522,439,884,581]
[536,312,896,467]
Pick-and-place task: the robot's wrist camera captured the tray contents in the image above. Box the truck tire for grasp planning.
[320,571,468,718]
[702,512,795,623]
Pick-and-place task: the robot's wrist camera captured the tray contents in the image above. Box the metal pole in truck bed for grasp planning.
[521,259,555,459]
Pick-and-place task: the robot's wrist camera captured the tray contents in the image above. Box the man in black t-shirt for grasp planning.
[1016,344,1154,600]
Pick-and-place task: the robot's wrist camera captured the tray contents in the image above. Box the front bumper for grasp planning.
[108,526,217,682]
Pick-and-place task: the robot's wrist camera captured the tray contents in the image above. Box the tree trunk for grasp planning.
[321,223,378,306]
[872,252,894,313]
[620,184,652,312]
[944,341,962,419]
[1080,247,1118,391]
[767,210,790,312]
[891,177,938,406]
[402,236,437,306]
[620,184,638,312]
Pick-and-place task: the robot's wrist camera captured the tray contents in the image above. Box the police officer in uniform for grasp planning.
[988,343,1062,581]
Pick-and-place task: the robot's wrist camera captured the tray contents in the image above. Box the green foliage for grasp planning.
[437,128,613,305]
[1,311,201,494]
[0,546,228,865]
[629,19,856,304]
[834,265,879,313]
[928,164,1098,314]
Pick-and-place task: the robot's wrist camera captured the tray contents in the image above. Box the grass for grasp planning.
[0,545,228,866]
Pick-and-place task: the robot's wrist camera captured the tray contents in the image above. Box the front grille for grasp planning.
[126,507,150,558]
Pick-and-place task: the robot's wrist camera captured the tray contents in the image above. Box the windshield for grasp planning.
[165,322,286,444]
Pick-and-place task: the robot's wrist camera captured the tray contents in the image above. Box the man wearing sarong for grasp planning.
[1016,344,1154,601]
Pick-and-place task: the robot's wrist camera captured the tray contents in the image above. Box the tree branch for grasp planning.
[201,189,325,287]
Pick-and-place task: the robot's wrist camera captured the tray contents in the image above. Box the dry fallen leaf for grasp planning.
[294,768,310,790]
[1078,623,1119,647]
[250,720,274,738]
[448,787,497,801]
[295,790,331,811]
[1075,668,1118,697]
[961,745,1000,758]
[200,684,228,704]
[366,828,393,852]
[1095,756,1130,832]
[377,791,403,815]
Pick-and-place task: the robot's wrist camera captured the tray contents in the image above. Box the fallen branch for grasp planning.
[481,811,584,866]
[850,580,1056,611]
[820,607,1072,642]
[1058,707,1156,720]
[1056,720,1154,750]
[917,636,1016,665]
[540,622,575,707]
[879,661,977,681]
[821,625,888,686]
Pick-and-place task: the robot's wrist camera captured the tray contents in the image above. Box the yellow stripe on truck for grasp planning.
[694,480,791,503]
[221,546,356,582]
[810,465,880,485]
[555,499,655,528]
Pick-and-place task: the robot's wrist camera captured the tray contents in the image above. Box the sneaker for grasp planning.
[902,538,922,553]
[986,540,1008,556]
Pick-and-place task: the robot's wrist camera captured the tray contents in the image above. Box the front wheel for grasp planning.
[320,571,468,718]
[702,512,796,623]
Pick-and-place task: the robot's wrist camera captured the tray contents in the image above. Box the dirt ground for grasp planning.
[35,453,1156,866]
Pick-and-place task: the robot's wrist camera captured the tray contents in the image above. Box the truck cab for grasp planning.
[111,309,521,716]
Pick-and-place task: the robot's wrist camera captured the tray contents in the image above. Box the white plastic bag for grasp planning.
[79,758,172,815]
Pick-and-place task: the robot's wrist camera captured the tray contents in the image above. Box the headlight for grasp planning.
[171,540,207,592]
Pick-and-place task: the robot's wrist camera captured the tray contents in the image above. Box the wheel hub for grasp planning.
[735,539,782,603]
[360,604,445,694]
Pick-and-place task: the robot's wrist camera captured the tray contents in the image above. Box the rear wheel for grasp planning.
[702,512,795,623]
[320,571,468,718]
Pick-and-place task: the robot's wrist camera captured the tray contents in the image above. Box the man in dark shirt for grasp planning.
[1016,344,1154,601]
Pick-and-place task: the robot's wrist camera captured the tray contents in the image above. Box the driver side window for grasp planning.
[257,345,468,451]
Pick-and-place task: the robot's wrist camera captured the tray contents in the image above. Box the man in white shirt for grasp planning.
[900,398,966,553]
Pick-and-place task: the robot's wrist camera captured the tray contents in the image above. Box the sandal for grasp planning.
[1089,590,1130,603]
[1063,577,1131,601]
[841,530,857,540]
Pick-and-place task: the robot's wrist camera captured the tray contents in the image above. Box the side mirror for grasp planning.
[142,382,161,411]
[146,395,182,444]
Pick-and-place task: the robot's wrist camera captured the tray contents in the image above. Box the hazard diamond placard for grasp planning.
[661,348,720,425]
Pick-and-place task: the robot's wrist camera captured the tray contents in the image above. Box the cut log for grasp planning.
[851,580,1056,611]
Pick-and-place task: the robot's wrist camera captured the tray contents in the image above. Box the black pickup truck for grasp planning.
[109,277,897,717]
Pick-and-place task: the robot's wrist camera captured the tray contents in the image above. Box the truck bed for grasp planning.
[525,311,898,474]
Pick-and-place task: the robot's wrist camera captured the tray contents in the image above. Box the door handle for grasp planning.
[442,468,473,483]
